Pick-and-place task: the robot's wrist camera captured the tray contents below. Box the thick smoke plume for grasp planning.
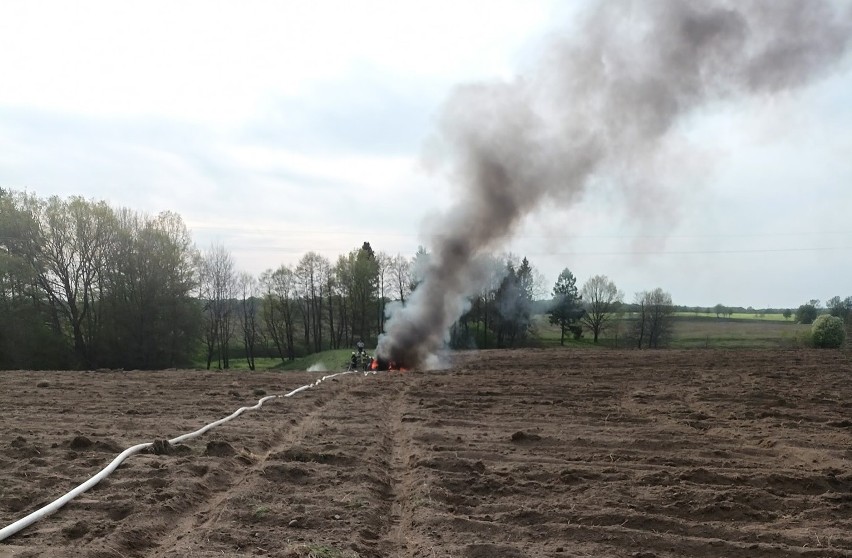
[377,0,852,368]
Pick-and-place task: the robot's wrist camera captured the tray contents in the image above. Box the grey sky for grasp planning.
[1,0,851,309]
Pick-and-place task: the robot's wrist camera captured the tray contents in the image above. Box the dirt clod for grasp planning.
[69,435,93,449]
[151,439,174,455]
[205,440,236,457]
[510,431,541,442]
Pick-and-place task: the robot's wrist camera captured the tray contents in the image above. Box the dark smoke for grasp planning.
[377,0,852,369]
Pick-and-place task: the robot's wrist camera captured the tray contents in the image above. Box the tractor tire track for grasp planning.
[147,376,354,557]
[365,374,421,558]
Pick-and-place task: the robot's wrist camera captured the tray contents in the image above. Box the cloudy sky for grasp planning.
[1,0,851,309]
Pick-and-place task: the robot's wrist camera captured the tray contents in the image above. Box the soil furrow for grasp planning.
[2,349,850,557]
[150,375,353,557]
[373,375,420,558]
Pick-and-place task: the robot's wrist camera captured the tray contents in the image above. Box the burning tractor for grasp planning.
[348,352,409,372]
[369,357,408,372]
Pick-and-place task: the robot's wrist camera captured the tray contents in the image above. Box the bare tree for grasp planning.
[238,272,259,370]
[198,244,236,369]
[580,275,623,343]
[295,252,330,353]
[388,253,411,304]
[634,288,674,349]
[259,265,298,362]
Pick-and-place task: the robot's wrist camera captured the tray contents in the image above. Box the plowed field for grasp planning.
[1,349,851,557]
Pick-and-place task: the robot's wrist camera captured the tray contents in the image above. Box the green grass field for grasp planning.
[191,348,360,372]
[674,311,791,322]
[194,313,820,373]
[276,349,355,372]
[534,314,809,349]
[667,316,808,348]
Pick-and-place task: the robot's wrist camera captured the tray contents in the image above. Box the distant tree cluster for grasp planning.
[450,255,542,350]
[713,303,734,318]
[792,296,851,329]
[542,268,674,349]
[252,242,411,367]
[826,296,852,326]
[0,189,198,369]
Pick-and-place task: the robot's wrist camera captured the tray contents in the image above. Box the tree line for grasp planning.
[1,190,682,370]
[1,190,198,369]
[0,189,414,370]
[545,268,675,349]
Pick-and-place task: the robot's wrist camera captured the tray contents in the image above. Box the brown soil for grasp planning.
[1,349,850,557]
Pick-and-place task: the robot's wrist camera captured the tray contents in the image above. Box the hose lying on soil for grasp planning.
[0,369,361,542]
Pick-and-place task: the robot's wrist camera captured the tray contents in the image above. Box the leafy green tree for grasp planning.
[549,268,584,346]
[811,315,846,348]
[462,254,504,349]
[0,190,68,369]
[580,275,623,343]
[783,308,792,320]
[335,245,379,347]
[98,210,199,369]
[488,257,536,348]
[1,191,200,370]
[826,295,852,325]
[795,302,819,325]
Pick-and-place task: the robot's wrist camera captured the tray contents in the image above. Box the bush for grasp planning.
[811,315,846,348]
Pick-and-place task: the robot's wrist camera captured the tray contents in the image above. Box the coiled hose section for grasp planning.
[0,369,361,542]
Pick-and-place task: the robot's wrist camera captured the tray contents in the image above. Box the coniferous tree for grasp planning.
[549,268,584,346]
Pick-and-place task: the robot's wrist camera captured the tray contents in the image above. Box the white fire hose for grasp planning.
[0,369,364,542]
